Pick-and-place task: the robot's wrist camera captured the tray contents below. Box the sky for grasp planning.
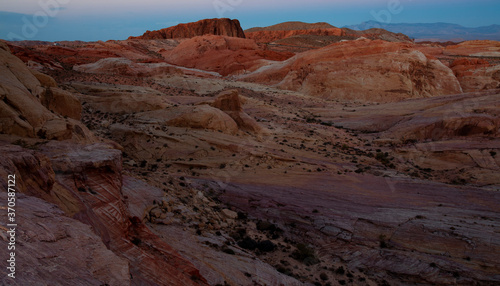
[0,0,499,41]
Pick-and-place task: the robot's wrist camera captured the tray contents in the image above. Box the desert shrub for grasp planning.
[222,247,235,255]
[257,240,276,252]
[320,272,329,281]
[292,243,319,265]
[238,237,257,250]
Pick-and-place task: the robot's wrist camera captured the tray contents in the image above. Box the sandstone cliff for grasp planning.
[131,18,246,40]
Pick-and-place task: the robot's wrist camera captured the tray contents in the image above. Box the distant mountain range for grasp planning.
[345,21,500,41]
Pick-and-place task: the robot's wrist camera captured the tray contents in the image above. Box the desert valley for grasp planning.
[1,18,500,285]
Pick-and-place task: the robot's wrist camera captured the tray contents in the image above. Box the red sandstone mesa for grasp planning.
[130,18,246,40]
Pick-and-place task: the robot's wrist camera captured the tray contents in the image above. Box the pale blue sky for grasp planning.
[1,0,499,41]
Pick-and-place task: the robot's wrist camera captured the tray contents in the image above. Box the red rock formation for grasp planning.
[445,40,500,57]
[73,57,183,77]
[5,41,63,70]
[413,40,500,92]
[71,82,174,115]
[0,140,208,285]
[165,105,240,134]
[241,39,463,102]
[131,18,246,40]
[0,181,130,286]
[6,39,177,69]
[163,35,293,76]
[450,58,500,91]
[246,21,336,32]
[246,28,345,44]
[0,42,94,141]
[245,22,411,44]
[343,27,412,42]
[210,89,265,134]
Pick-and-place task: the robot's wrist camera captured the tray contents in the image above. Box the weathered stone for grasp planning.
[131,18,246,40]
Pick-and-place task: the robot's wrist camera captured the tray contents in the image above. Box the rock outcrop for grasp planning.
[241,39,463,102]
[167,105,239,134]
[132,89,266,135]
[445,40,500,57]
[70,82,174,114]
[0,141,208,285]
[0,190,130,286]
[442,41,500,91]
[131,18,246,40]
[246,27,345,44]
[134,105,239,135]
[162,35,293,76]
[329,89,500,142]
[0,42,94,141]
[246,21,337,32]
[450,58,500,92]
[210,89,265,134]
[73,57,183,77]
[245,21,411,44]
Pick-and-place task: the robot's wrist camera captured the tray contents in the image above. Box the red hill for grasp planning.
[130,18,246,40]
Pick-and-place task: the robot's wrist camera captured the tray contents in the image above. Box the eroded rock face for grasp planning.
[246,28,345,44]
[207,172,500,285]
[0,141,208,285]
[0,192,130,286]
[210,89,265,134]
[241,39,463,102]
[136,105,239,135]
[42,88,82,120]
[445,40,500,57]
[7,39,179,69]
[163,35,293,76]
[73,57,183,77]
[450,58,500,92]
[245,21,411,44]
[70,82,174,114]
[329,90,500,142]
[132,18,246,40]
[0,41,93,142]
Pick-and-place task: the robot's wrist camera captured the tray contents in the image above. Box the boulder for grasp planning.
[166,105,239,134]
[210,89,265,134]
[42,87,82,120]
[30,68,58,87]
[221,209,238,219]
[211,89,243,111]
